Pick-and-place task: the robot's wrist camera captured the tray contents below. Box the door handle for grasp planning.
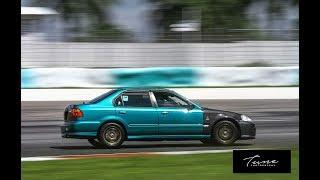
[119,111,127,114]
[161,111,168,115]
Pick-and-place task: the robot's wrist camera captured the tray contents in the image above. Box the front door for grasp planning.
[152,91,203,135]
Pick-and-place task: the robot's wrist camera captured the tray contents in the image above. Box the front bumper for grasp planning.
[239,121,256,140]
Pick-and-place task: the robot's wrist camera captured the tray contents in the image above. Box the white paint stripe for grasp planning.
[21,149,255,162]
[21,156,63,162]
[152,149,234,155]
[172,87,298,100]
[152,148,270,155]
[21,87,299,101]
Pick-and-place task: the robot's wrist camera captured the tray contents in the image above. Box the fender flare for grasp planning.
[98,118,128,138]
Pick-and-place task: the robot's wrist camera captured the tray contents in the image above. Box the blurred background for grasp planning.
[21,0,298,68]
[21,0,299,168]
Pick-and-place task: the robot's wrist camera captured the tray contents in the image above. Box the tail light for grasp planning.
[70,108,83,118]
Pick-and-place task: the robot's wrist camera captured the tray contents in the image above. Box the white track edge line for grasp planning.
[21,148,269,162]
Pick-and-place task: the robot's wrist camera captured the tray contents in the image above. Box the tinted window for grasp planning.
[114,95,123,106]
[121,92,152,107]
[153,91,189,107]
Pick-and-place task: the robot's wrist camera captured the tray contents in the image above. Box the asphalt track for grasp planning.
[22,99,299,157]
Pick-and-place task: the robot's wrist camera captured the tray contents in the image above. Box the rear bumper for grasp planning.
[239,121,256,140]
[61,121,97,139]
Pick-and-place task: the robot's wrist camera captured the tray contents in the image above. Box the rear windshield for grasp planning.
[87,89,118,104]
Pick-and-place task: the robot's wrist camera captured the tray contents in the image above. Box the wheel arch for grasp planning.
[98,119,128,139]
[212,117,241,137]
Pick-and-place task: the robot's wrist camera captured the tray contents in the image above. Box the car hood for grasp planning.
[201,107,241,119]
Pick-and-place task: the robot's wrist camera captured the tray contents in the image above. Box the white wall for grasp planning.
[21,41,298,68]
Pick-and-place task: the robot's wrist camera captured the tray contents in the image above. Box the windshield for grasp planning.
[171,91,201,107]
[87,89,118,104]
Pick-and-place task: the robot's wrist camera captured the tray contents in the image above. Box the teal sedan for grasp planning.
[61,88,256,148]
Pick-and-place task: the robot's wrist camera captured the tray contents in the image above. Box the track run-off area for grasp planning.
[22,98,299,158]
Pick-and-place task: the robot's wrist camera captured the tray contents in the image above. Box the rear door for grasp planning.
[114,91,158,135]
[152,91,203,135]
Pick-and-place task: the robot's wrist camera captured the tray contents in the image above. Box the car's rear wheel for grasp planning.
[88,138,104,148]
[213,120,239,145]
[98,123,125,149]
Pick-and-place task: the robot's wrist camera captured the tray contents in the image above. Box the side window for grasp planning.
[120,92,152,107]
[114,95,123,106]
[153,92,189,107]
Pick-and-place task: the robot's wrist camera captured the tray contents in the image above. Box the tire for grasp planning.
[98,123,125,149]
[88,138,104,148]
[213,120,239,145]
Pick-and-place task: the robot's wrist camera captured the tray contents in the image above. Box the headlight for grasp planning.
[241,114,252,122]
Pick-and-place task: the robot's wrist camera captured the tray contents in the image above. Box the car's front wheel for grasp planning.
[98,123,125,149]
[213,120,239,145]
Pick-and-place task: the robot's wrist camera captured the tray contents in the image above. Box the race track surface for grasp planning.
[22,100,299,157]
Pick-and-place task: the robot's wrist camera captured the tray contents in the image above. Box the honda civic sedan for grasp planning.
[61,88,256,148]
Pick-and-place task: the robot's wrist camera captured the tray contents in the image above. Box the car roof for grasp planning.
[118,87,172,92]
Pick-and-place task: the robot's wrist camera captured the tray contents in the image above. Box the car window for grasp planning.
[88,89,118,104]
[119,92,152,107]
[114,95,123,106]
[153,91,189,107]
